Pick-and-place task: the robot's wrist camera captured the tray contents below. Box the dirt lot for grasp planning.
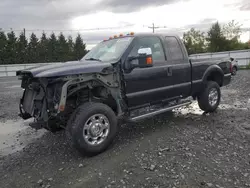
[0,71,250,188]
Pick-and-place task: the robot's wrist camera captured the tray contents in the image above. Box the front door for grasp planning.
[123,36,174,107]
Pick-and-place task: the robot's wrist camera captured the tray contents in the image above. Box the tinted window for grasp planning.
[129,36,165,62]
[165,37,183,60]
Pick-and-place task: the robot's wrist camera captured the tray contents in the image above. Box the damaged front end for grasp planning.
[17,68,125,131]
[18,73,61,130]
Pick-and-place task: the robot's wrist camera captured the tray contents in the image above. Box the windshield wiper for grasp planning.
[85,58,102,62]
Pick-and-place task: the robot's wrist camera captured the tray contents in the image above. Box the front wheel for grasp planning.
[197,81,221,112]
[66,102,118,156]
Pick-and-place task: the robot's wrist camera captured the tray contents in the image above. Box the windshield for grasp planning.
[82,37,133,62]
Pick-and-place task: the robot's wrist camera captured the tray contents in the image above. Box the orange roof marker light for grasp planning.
[127,32,135,36]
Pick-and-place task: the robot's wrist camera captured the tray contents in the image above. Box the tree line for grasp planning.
[183,20,250,55]
[0,31,88,64]
[0,20,250,64]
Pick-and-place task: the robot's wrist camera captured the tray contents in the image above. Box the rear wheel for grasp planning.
[66,102,118,156]
[198,81,221,112]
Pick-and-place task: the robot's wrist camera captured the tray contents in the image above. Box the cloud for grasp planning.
[102,0,187,12]
[185,19,219,32]
[0,0,99,30]
[155,18,224,39]
[0,0,188,30]
[239,0,250,11]
[200,18,218,24]
[0,0,249,47]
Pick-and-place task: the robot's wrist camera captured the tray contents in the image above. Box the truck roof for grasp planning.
[133,33,180,38]
[105,33,181,41]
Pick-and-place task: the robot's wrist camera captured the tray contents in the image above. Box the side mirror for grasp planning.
[128,47,153,69]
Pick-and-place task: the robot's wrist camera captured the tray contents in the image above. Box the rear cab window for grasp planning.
[164,36,184,61]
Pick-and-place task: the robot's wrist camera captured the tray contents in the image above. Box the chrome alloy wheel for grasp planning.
[83,114,110,146]
[208,88,218,106]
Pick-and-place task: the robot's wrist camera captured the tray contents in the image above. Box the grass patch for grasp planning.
[239,63,250,70]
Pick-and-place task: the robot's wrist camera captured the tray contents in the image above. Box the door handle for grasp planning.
[166,67,172,76]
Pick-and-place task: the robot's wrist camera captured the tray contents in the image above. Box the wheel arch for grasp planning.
[66,84,120,115]
[56,73,123,115]
[202,65,224,87]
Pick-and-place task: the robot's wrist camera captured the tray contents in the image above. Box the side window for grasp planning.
[165,37,184,60]
[129,36,165,63]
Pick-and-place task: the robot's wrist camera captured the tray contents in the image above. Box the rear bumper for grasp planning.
[223,73,231,86]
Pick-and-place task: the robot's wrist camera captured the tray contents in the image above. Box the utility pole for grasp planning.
[148,23,159,33]
[23,28,26,37]
[248,28,250,47]
[245,28,250,46]
[249,28,250,41]
[145,23,167,33]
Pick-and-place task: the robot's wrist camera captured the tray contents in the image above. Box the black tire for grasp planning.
[232,66,237,75]
[197,81,221,112]
[66,102,118,156]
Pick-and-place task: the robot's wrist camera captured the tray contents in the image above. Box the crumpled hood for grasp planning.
[16,60,113,77]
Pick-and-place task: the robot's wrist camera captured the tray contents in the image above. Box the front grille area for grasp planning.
[19,78,49,121]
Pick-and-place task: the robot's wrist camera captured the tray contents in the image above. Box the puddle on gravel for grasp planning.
[174,102,204,116]
[174,100,249,117]
[174,99,250,135]
[0,119,46,156]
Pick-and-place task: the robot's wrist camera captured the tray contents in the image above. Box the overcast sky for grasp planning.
[0,0,250,49]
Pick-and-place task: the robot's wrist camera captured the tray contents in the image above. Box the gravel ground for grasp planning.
[0,71,250,188]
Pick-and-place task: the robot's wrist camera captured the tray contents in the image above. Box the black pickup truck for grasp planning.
[17,33,232,156]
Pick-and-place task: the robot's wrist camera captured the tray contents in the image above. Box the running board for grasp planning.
[130,101,192,122]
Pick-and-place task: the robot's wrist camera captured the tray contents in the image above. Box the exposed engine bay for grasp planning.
[18,71,125,131]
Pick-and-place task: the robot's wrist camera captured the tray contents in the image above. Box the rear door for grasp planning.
[162,36,192,98]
